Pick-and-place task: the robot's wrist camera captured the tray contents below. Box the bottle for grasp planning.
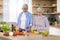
[11,24,16,31]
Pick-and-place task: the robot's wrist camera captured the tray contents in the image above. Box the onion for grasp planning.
[9,32,13,36]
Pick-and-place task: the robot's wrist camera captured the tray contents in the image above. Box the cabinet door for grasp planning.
[0,0,3,13]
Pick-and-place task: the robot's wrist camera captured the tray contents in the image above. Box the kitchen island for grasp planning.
[0,32,60,40]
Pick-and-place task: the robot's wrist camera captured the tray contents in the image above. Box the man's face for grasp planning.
[22,6,28,12]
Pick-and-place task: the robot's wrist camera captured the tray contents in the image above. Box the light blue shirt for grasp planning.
[20,12,26,29]
[17,11,32,29]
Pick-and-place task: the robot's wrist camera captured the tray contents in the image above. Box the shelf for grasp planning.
[0,5,3,8]
[51,25,60,29]
[44,13,60,15]
[0,8,3,13]
[0,12,3,15]
[33,6,57,8]
[33,12,60,15]
[32,0,57,14]
[0,0,3,6]
[0,0,3,13]
[0,11,3,13]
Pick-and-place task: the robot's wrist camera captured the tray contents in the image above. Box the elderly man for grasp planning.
[33,7,49,33]
[17,4,32,32]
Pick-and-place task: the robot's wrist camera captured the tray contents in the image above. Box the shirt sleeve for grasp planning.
[29,14,33,26]
[28,12,33,26]
[17,13,21,27]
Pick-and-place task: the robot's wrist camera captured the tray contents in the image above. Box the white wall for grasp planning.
[57,0,60,23]
[0,14,3,21]
[9,0,17,22]
[3,0,32,22]
[57,0,60,12]
[3,0,10,22]
[3,0,17,22]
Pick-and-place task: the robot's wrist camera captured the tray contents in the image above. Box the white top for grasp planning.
[20,12,26,29]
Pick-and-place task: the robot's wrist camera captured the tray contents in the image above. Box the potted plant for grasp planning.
[0,22,7,32]
[48,15,57,25]
[0,22,10,32]
[1,24,10,32]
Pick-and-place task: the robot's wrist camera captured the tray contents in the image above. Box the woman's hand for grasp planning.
[36,26,40,31]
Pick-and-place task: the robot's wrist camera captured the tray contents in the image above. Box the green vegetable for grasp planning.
[48,16,57,22]
[42,30,49,36]
[1,25,10,32]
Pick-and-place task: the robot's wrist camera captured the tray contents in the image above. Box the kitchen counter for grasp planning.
[51,25,60,29]
[0,32,60,40]
[0,26,60,40]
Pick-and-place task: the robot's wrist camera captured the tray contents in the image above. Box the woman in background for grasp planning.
[33,7,49,33]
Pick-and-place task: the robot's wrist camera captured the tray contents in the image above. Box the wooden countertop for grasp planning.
[0,32,60,40]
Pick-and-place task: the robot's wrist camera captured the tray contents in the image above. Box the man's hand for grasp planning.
[26,26,32,32]
[26,26,31,29]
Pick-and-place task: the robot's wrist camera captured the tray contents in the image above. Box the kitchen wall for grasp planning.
[3,0,32,22]
[56,0,60,23]
[3,0,9,22]
[2,0,60,23]
[0,13,3,21]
